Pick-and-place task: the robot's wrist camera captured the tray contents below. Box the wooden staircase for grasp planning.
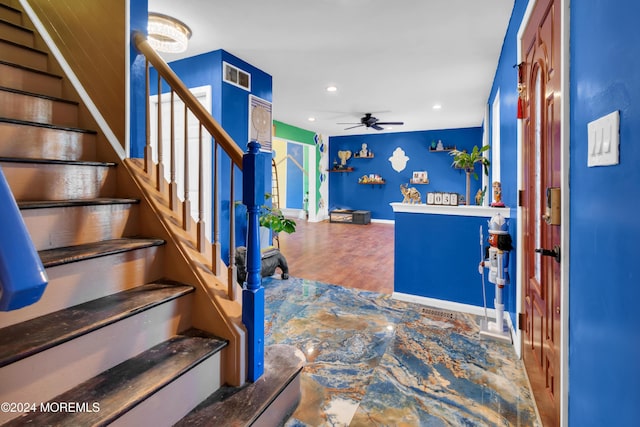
[0,2,302,425]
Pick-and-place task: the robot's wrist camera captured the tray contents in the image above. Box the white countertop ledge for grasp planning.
[390,202,511,218]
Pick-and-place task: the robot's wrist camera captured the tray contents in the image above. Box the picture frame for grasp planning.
[443,193,451,205]
[450,193,459,206]
[411,171,429,184]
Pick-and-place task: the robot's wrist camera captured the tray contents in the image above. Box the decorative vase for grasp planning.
[465,170,472,206]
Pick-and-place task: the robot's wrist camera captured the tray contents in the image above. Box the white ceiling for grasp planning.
[147,0,514,138]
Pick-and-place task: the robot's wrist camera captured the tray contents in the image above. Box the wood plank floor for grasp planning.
[277,219,394,294]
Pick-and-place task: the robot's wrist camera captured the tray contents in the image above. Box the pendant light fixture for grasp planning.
[147,12,192,53]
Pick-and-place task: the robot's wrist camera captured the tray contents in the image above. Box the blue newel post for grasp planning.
[242,140,265,381]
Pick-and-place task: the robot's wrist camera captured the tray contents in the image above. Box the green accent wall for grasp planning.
[274,120,316,145]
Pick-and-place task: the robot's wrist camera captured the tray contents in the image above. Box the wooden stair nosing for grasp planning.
[0,156,115,167]
[38,237,165,268]
[0,117,97,134]
[0,3,21,24]
[176,345,305,426]
[0,280,194,368]
[18,197,140,210]
[0,59,63,81]
[0,36,47,55]
[0,84,79,106]
[3,329,228,426]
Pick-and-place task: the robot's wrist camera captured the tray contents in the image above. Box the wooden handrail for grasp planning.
[133,31,244,168]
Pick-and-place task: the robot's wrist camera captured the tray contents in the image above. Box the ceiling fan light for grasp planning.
[148,12,192,53]
[326,85,338,92]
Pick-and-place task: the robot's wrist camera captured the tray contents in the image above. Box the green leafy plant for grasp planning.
[449,144,491,180]
[258,193,296,234]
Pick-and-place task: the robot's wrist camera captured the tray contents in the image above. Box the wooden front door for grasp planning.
[521,0,562,425]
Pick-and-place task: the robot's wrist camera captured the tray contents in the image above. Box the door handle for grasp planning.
[535,245,561,263]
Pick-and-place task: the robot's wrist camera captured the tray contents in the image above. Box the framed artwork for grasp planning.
[450,193,459,206]
[434,192,443,205]
[249,95,272,152]
[411,171,428,184]
[443,193,451,205]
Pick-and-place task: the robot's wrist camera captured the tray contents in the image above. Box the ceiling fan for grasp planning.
[338,113,404,131]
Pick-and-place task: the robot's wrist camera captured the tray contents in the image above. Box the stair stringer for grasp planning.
[123,158,247,387]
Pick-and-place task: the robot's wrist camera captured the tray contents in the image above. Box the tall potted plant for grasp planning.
[450,145,491,205]
[258,193,296,247]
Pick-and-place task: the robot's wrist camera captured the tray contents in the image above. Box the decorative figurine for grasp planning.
[474,187,484,206]
[338,150,352,166]
[400,183,421,204]
[491,181,505,207]
[478,213,512,342]
[358,143,371,158]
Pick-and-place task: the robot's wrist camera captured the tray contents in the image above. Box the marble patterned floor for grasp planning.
[263,276,540,427]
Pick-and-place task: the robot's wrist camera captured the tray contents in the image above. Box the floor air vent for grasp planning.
[421,307,456,320]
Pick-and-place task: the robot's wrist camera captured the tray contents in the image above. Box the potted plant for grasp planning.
[234,193,296,249]
[259,194,296,235]
[450,145,490,205]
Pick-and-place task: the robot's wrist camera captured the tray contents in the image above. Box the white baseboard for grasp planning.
[371,219,394,224]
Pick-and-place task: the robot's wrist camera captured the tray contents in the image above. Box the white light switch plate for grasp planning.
[588,110,620,167]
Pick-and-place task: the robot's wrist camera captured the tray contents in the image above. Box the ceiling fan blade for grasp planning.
[371,124,384,131]
[344,124,364,130]
[375,121,404,126]
[337,122,361,125]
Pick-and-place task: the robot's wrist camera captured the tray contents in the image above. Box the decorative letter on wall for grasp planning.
[388,147,409,172]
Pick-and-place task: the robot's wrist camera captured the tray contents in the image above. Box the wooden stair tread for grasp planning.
[18,197,140,210]
[0,84,79,105]
[0,117,97,134]
[0,59,63,80]
[4,328,227,426]
[0,280,194,368]
[38,237,165,268]
[0,156,115,167]
[176,344,305,426]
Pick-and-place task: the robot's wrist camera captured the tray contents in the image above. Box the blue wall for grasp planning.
[395,211,515,308]
[129,0,148,159]
[486,0,529,335]
[329,128,484,220]
[569,0,640,425]
[286,143,304,209]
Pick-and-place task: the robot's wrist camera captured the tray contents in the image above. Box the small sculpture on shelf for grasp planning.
[332,150,353,170]
[400,183,421,204]
[354,143,373,158]
[491,181,505,207]
[475,186,487,206]
[359,174,384,184]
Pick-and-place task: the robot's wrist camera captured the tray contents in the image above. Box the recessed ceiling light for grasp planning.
[433,104,442,110]
[326,86,338,92]
[308,117,316,122]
